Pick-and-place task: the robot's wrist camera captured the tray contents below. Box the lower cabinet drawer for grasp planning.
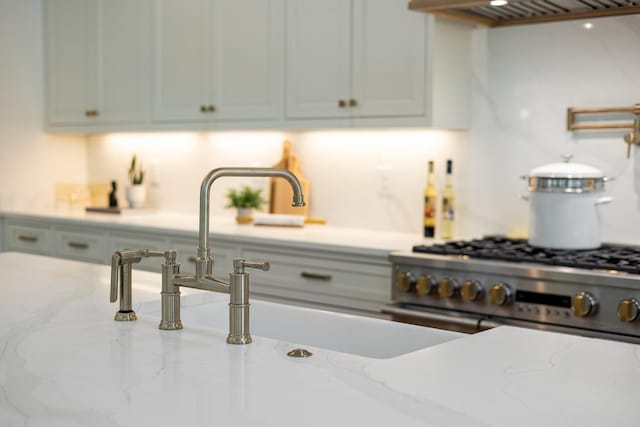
[56,229,107,263]
[6,222,53,255]
[242,247,391,312]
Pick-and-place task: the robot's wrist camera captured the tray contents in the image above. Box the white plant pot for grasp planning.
[235,207,254,224]
[126,185,146,208]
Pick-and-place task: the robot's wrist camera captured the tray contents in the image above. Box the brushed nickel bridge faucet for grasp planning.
[109,167,305,344]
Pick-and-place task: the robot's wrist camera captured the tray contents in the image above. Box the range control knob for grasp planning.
[489,283,512,306]
[461,280,484,302]
[415,275,436,297]
[617,298,640,323]
[438,277,459,298]
[571,292,598,318]
[395,272,415,293]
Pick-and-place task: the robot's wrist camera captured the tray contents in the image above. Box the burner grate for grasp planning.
[413,236,640,274]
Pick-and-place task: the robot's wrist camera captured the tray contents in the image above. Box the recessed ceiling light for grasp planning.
[490,0,509,6]
[583,22,593,29]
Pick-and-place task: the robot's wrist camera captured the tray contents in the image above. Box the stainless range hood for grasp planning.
[408,0,640,27]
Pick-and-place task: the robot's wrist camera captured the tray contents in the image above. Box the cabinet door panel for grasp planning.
[153,0,209,122]
[45,0,96,125]
[285,0,351,119]
[351,0,426,117]
[97,0,149,123]
[211,0,283,120]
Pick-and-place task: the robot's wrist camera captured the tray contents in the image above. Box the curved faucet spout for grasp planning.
[196,167,306,279]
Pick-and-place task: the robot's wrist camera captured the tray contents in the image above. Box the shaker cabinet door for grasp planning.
[209,0,284,121]
[153,0,210,123]
[45,0,97,125]
[45,0,149,127]
[285,0,352,119]
[351,0,426,118]
[96,0,150,124]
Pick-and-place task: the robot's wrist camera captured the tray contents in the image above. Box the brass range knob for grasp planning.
[617,298,640,323]
[571,292,598,318]
[489,283,512,306]
[461,280,484,302]
[415,275,436,297]
[438,277,459,298]
[395,272,415,293]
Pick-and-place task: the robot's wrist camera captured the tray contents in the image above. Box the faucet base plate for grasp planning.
[114,310,137,322]
[159,320,184,330]
[227,335,253,345]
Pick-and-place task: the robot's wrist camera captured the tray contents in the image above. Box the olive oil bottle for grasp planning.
[441,159,455,240]
[423,161,437,238]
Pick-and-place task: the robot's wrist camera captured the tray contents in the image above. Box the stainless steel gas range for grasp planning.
[385,236,640,343]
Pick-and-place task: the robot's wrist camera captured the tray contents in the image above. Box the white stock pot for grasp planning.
[522,158,613,250]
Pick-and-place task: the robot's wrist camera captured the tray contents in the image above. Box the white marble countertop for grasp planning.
[2,252,639,427]
[0,208,428,256]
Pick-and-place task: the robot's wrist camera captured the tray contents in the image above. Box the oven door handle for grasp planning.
[381,305,485,329]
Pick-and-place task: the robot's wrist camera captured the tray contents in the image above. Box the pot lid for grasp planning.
[528,155,604,179]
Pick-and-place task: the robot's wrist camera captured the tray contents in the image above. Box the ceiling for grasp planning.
[408,0,640,27]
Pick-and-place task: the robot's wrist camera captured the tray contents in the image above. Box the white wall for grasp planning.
[460,15,640,244]
[86,130,465,233]
[0,0,86,210]
[86,14,640,243]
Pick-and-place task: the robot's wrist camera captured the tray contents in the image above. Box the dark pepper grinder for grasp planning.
[109,180,119,208]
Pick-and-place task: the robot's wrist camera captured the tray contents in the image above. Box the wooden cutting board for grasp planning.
[270,141,310,217]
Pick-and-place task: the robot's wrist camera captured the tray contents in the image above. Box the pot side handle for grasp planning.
[595,196,614,206]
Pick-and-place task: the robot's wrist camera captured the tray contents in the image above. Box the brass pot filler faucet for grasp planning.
[110,167,305,344]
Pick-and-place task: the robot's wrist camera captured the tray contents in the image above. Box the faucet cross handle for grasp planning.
[233,259,270,274]
[110,249,171,321]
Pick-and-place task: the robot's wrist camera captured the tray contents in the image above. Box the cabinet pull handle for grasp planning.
[18,235,38,243]
[85,110,91,117]
[85,110,98,117]
[207,105,216,113]
[188,256,197,264]
[338,99,347,108]
[348,99,358,107]
[200,105,207,113]
[300,272,332,281]
[68,241,89,250]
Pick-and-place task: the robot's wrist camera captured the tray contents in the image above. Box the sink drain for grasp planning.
[287,348,312,358]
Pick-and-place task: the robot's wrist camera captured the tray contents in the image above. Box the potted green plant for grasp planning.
[226,186,265,224]
[126,154,146,208]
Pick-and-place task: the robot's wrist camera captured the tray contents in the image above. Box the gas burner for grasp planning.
[413,236,640,274]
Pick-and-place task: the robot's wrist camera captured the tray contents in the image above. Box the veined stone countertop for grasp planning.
[1,252,639,427]
[0,208,429,256]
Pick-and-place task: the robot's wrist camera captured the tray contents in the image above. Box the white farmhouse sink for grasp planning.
[137,293,462,359]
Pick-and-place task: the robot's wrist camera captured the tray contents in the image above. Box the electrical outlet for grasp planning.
[377,165,393,198]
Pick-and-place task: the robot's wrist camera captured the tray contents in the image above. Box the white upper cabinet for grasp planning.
[45,0,150,128]
[43,0,470,132]
[285,0,351,119]
[153,0,284,123]
[286,0,426,120]
[351,0,425,118]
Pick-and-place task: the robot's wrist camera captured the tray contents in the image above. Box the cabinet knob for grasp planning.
[85,110,98,117]
[207,105,216,113]
[200,105,207,113]
[348,99,358,107]
[338,99,347,108]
